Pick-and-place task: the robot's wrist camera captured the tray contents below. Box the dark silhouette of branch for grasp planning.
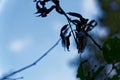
[1,0,103,79]
[34,0,102,51]
[84,31,102,50]
[52,2,78,47]
[0,39,61,80]
[52,2,102,51]
[4,77,23,80]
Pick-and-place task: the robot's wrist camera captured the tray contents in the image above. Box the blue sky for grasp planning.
[0,0,106,80]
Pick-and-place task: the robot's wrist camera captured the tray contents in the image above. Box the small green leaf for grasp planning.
[77,60,88,80]
[60,24,68,32]
[102,37,120,63]
[76,31,87,53]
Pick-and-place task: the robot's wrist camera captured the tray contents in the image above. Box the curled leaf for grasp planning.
[65,32,71,51]
[60,33,66,47]
[35,1,42,12]
[89,20,97,27]
[68,12,88,27]
[86,20,97,32]
[60,24,72,51]
[60,24,68,32]
[67,12,83,19]
[35,1,47,17]
[35,1,56,17]
[60,24,68,48]
[76,31,87,53]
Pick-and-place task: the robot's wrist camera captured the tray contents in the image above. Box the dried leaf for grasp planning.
[60,33,66,47]
[67,12,83,19]
[89,20,97,26]
[35,1,47,15]
[70,19,80,25]
[76,31,87,53]
[65,32,71,51]
[86,20,97,32]
[35,1,55,17]
[68,12,89,27]
[35,1,41,12]
[60,24,68,32]
[60,24,68,48]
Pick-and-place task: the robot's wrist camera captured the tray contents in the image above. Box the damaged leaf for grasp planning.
[60,24,72,51]
[68,12,88,25]
[86,20,97,32]
[76,31,87,53]
[35,1,56,17]
[67,12,83,19]
[65,32,71,51]
[60,24,68,48]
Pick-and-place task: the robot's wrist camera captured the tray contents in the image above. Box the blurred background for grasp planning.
[0,0,120,80]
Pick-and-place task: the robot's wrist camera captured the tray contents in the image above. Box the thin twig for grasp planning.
[104,65,114,80]
[1,39,61,80]
[84,31,102,50]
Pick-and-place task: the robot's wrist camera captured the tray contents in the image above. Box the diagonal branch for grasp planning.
[84,31,102,50]
[1,39,61,80]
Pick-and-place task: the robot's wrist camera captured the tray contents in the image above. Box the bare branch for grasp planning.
[0,39,61,80]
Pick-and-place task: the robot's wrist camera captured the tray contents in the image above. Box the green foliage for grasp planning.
[77,37,120,80]
[77,59,105,80]
[91,65,105,79]
[102,37,120,64]
[77,60,88,80]
[99,0,120,34]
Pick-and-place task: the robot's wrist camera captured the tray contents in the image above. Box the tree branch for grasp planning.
[53,2,102,51]
[0,39,61,80]
[84,31,102,50]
